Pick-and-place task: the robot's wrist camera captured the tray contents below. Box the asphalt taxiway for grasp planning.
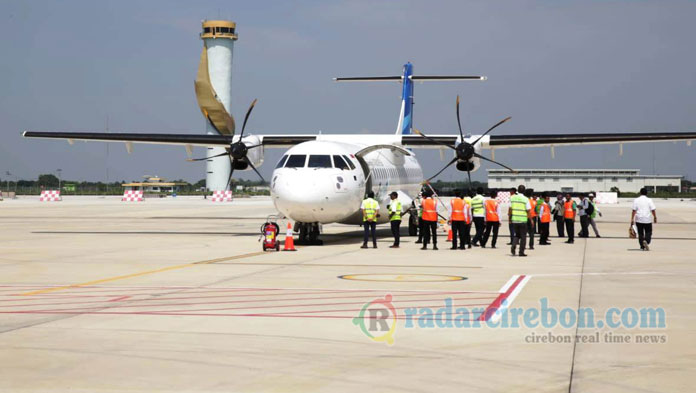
[0,196,694,392]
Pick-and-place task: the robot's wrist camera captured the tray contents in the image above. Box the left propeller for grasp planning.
[416,95,516,189]
[187,99,265,189]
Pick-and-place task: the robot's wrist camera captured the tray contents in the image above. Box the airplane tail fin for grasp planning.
[334,63,486,135]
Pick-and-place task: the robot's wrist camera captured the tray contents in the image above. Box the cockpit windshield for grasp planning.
[284,155,307,168]
[333,155,350,170]
[308,155,332,168]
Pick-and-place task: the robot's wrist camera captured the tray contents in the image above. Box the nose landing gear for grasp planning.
[294,222,324,245]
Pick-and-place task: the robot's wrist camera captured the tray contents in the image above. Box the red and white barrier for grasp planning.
[210,190,233,202]
[122,190,144,202]
[39,190,61,202]
[495,191,511,204]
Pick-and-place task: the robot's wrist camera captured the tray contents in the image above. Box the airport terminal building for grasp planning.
[487,169,683,193]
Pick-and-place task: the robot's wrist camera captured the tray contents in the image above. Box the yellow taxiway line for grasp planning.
[20,251,267,296]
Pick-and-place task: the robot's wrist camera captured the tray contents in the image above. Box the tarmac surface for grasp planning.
[0,195,694,393]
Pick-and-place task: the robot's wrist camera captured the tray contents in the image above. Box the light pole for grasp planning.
[56,169,62,191]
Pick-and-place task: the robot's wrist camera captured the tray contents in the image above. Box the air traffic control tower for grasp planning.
[195,20,238,191]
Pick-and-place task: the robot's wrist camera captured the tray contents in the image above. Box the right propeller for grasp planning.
[415,95,516,189]
[187,99,265,190]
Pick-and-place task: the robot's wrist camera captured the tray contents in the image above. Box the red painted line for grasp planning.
[108,295,131,302]
[0,309,483,321]
[1,296,494,315]
[0,291,493,309]
[477,275,526,322]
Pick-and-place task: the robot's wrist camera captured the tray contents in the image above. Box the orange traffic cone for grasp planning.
[447,228,453,242]
[283,222,297,251]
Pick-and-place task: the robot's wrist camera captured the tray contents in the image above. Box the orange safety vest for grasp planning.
[485,199,499,222]
[422,198,437,221]
[529,199,537,218]
[539,202,551,223]
[450,198,465,221]
[564,201,576,219]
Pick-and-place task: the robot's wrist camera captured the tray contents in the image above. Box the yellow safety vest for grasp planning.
[510,194,529,223]
[388,200,402,221]
[362,198,378,222]
[471,195,485,215]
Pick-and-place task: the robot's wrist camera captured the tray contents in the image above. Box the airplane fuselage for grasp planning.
[271,136,423,225]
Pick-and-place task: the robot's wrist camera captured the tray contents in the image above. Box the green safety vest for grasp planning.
[471,195,485,215]
[416,198,423,218]
[388,200,402,221]
[510,194,529,223]
[362,198,378,222]
[590,201,598,219]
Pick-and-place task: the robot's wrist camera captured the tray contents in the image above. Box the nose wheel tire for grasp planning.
[295,222,324,246]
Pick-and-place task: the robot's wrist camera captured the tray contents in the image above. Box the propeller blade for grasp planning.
[247,160,267,184]
[413,128,456,150]
[472,116,512,146]
[238,98,258,141]
[425,157,458,182]
[225,166,236,191]
[186,151,228,162]
[456,95,465,142]
[474,152,517,172]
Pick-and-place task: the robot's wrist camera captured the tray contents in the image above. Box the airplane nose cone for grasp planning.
[271,169,358,223]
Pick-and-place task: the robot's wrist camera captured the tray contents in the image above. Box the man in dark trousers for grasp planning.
[563,193,577,244]
[420,190,439,250]
[414,192,425,244]
[551,194,565,238]
[631,187,657,251]
[470,187,486,246]
[509,185,532,257]
[387,191,402,248]
[481,190,501,248]
[360,190,380,248]
[577,193,590,238]
[525,189,536,250]
[537,193,552,245]
[448,190,468,250]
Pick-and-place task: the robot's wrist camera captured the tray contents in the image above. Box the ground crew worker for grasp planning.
[360,190,380,249]
[563,193,577,244]
[588,193,602,237]
[531,194,541,234]
[525,189,536,250]
[577,193,590,238]
[537,193,552,245]
[420,190,439,250]
[470,187,486,247]
[387,191,402,248]
[509,185,531,257]
[414,192,425,244]
[631,187,657,251]
[507,187,517,245]
[551,194,565,238]
[449,191,467,250]
[481,190,501,248]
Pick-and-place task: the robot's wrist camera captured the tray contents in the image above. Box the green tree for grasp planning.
[38,174,59,187]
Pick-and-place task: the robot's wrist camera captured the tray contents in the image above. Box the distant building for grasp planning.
[122,176,188,194]
[488,169,682,193]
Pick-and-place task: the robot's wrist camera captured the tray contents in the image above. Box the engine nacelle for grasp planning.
[242,135,264,168]
[455,157,481,173]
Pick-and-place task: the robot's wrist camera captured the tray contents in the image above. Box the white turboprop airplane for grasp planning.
[24,62,696,244]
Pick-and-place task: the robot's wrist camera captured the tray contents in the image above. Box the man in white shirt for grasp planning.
[631,188,657,251]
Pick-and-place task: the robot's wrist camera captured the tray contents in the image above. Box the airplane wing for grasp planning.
[401,132,696,148]
[22,131,316,148]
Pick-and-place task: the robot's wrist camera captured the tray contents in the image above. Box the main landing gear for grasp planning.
[294,222,324,245]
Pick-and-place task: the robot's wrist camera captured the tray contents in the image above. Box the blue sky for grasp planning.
[1,0,694,183]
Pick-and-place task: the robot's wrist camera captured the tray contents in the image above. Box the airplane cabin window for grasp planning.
[341,155,356,170]
[275,155,289,169]
[308,155,332,168]
[332,155,350,170]
[285,155,307,168]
